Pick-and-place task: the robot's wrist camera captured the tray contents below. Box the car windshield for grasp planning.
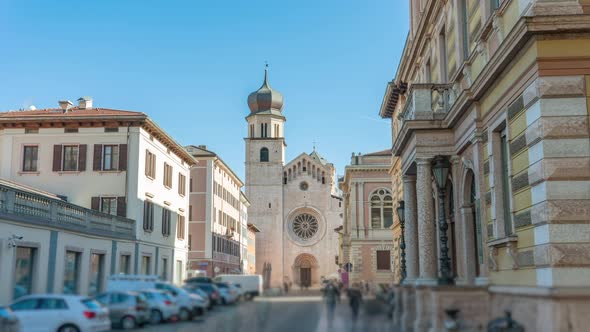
[81,299,103,309]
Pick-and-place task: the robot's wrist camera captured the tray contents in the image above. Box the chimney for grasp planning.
[58,100,73,111]
[198,145,207,150]
[77,97,93,109]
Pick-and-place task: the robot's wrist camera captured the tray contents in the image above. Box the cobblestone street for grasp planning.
[134,292,393,332]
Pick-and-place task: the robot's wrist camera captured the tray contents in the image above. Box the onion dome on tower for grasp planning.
[247,65,284,117]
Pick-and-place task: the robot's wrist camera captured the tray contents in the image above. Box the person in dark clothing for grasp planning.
[347,283,363,322]
[323,281,340,327]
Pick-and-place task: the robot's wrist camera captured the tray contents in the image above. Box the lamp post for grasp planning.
[396,200,406,283]
[432,156,454,285]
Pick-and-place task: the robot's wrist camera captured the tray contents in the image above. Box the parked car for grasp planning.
[215,282,239,305]
[229,283,244,301]
[183,286,212,309]
[213,274,263,299]
[186,282,221,306]
[138,289,179,324]
[184,276,213,284]
[0,306,20,332]
[107,274,202,320]
[94,291,149,329]
[10,294,110,332]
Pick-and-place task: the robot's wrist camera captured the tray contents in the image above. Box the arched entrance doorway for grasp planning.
[293,254,318,287]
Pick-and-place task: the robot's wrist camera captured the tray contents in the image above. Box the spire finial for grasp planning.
[313,140,317,151]
[263,61,269,86]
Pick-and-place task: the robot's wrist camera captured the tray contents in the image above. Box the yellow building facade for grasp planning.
[380,0,590,331]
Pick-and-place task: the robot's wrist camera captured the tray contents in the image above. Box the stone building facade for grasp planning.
[245,69,343,288]
[380,1,590,331]
[339,150,401,287]
[186,145,247,277]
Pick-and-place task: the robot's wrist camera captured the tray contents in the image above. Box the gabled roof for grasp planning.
[185,145,217,158]
[309,150,328,165]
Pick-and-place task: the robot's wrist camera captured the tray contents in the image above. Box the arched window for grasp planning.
[260,148,269,162]
[370,189,394,229]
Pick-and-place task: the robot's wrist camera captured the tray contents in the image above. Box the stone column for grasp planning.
[416,158,437,284]
[403,175,418,283]
[461,206,476,284]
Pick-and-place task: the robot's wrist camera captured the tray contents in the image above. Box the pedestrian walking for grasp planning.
[347,283,363,322]
[323,281,340,327]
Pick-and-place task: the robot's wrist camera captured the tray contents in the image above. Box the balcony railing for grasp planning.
[398,83,456,122]
[350,228,395,241]
[0,183,135,240]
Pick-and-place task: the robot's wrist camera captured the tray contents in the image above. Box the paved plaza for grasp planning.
[135,292,393,332]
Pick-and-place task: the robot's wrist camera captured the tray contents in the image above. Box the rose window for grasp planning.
[292,213,319,240]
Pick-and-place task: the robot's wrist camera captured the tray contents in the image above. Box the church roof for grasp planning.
[247,66,284,117]
[309,150,328,165]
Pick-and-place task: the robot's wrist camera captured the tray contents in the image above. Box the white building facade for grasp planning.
[0,179,136,304]
[245,70,343,287]
[0,98,194,286]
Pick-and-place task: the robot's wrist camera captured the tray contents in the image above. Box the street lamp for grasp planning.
[432,156,454,285]
[396,200,406,283]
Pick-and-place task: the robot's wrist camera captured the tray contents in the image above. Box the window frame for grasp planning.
[163,163,173,188]
[102,144,120,171]
[62,145,80,172]
[22,145,39,172]
[100,197,117,216]
[143,201,155,232]
[260,148,269,162]
[63,250,81,294]
[161,208,172,236]
[145,150,156,179]
[376,250,391,271]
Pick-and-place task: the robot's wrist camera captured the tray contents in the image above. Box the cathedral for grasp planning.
[244,68,343,288]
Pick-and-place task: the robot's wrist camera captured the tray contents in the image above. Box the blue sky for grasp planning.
[0,0,409,179]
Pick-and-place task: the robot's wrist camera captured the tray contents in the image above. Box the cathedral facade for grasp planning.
[244,69,343,288]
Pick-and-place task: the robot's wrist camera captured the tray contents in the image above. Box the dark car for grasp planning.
[0,307,20,332]
[184,276,213,284]
[186,283,221,306]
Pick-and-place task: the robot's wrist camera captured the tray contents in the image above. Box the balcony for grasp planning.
[350,228,394,241]
[398,83,456,123]
[0,183,135,240]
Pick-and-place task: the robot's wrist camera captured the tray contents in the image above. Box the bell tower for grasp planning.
[244,66,286,286]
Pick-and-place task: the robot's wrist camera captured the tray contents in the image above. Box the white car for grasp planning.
[138,289,179,324]
[10,294,110,332]
[215,282,239,305]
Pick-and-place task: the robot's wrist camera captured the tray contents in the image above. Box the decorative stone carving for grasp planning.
[489,246,498,271]
[507,241,519,270]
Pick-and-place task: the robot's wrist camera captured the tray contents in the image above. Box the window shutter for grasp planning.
[93,144,103,171]
[117,197,126,217]
[78,144,87,171]
[119,144,128,171]
[91,197,100,211]
[53,145,62,172]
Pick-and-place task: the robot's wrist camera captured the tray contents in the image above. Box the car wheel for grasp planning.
[121,316,136,330]
[150,309,163,324]
[179,308,191,321]
[57,325,79,332]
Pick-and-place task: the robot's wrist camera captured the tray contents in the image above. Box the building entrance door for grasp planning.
[300,268,311,287]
